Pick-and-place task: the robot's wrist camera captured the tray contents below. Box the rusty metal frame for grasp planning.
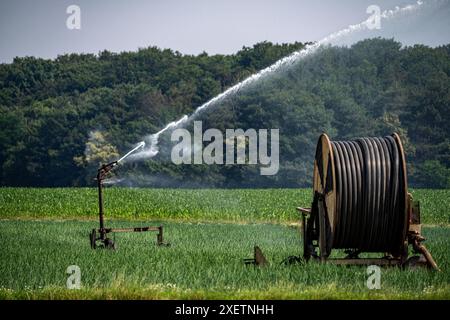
[297,192,440,271]
[89,161,168,249]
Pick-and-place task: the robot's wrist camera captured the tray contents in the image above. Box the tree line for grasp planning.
[0,39,449,188]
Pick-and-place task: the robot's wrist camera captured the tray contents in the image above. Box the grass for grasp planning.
[0,187,448,299]
[0,187,448,224]
[0,220,449,299]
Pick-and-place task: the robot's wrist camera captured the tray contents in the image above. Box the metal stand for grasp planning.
[244,246,269,267]
[89,161,168,249]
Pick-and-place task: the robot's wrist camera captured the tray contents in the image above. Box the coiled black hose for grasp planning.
[330,136,407,253]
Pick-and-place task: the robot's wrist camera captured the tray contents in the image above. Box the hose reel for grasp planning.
[298,133,439,270]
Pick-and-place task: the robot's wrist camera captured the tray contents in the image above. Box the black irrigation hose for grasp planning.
[330,136,406,252]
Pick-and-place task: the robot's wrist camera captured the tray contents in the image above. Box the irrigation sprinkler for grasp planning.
[89,142,168,249]
[297,133,439,270]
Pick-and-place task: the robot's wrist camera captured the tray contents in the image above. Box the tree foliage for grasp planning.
[0,39,449,187]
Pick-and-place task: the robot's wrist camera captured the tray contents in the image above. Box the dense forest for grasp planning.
[0,38,449,188]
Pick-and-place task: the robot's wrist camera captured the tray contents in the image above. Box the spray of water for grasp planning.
[121,0,425,162]
[124,115,189,162]
[117,141,146,163]
[103,177,126,185]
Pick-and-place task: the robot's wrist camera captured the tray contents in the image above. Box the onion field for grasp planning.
[0,188,449,299]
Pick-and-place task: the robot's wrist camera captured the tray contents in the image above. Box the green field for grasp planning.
[0,188,448,224]
[0,188,449,299]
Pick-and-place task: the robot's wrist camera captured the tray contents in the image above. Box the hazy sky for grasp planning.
[0,0,449,63]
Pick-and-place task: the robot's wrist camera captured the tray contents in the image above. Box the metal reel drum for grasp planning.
[307,133,409,259]
[391,133,410,257]
[309,133,337,259]
[301,132,439,269]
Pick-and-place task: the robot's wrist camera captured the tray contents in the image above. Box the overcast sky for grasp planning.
[0,0,449,63]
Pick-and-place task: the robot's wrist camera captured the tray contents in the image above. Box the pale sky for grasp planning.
[0,0,449,63]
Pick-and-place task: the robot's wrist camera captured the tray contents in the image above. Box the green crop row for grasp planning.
[0,188,448,224]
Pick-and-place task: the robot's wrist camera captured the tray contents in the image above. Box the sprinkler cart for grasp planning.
[89,143,168,249]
